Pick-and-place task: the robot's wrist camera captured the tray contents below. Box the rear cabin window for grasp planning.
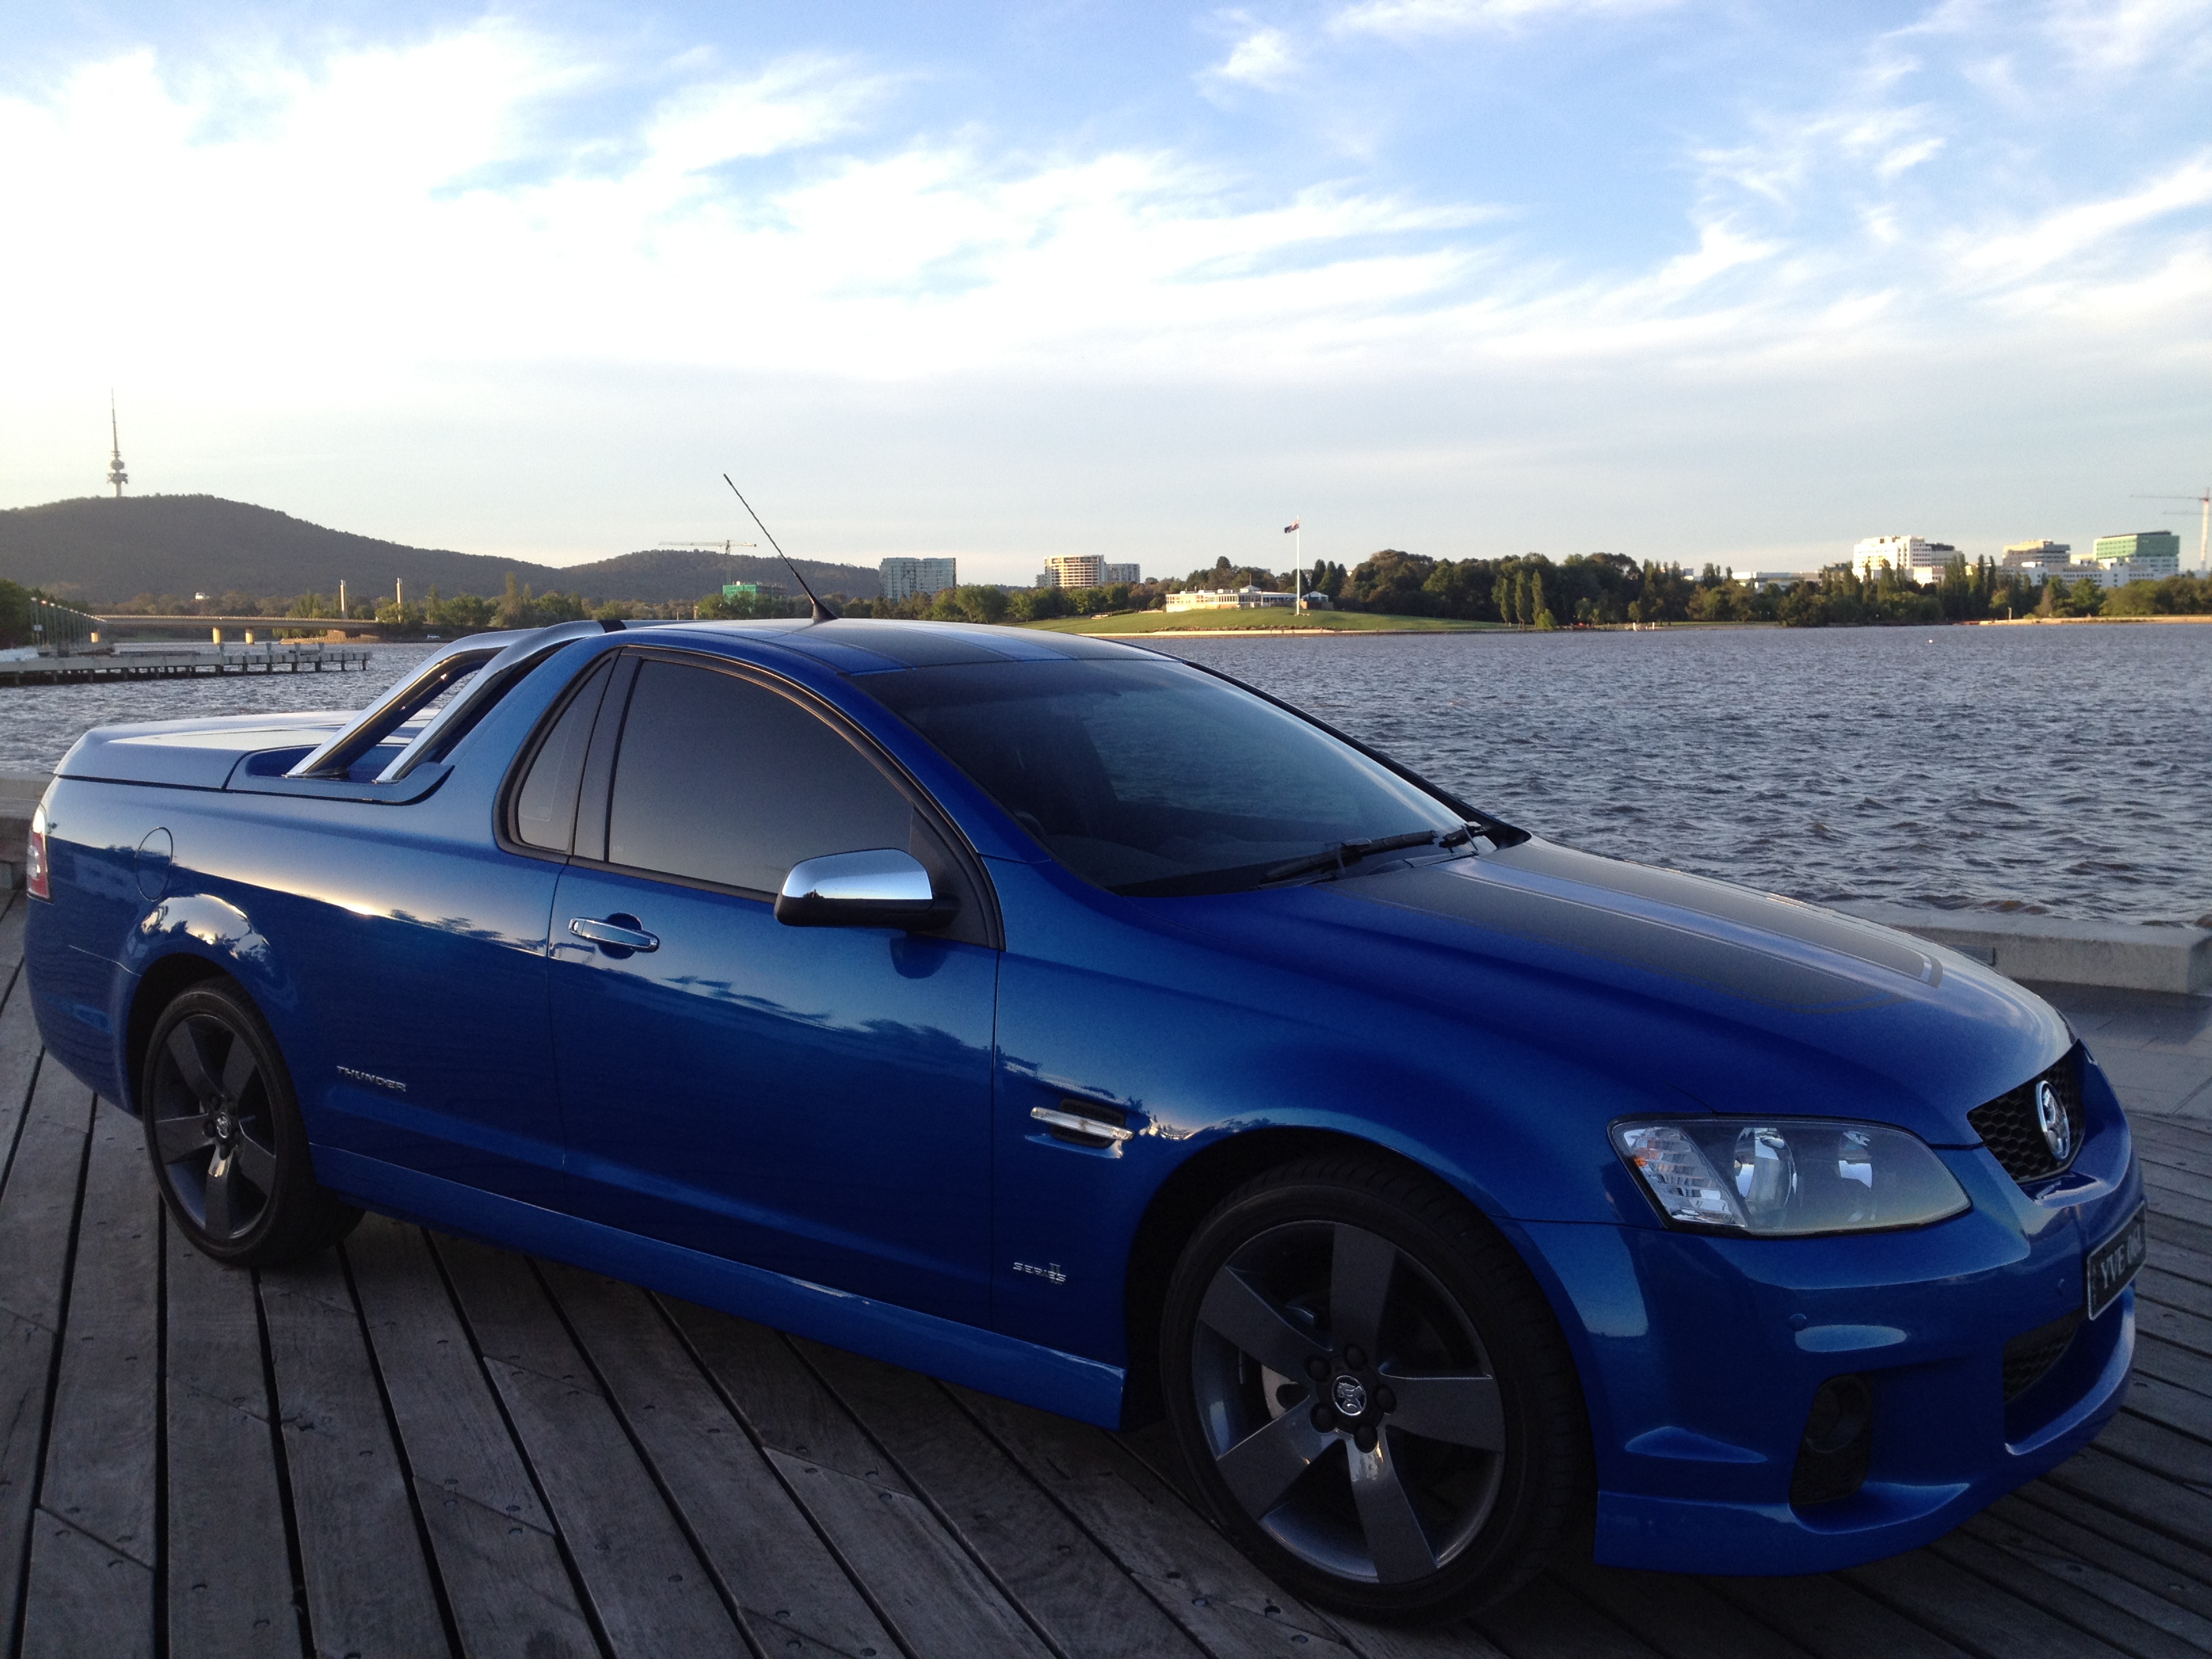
[512,659,613,852]
[605,659,912,894]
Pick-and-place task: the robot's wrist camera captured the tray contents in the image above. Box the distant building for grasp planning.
[1741,571,1812,592]
[1165,586,1319,612]
[1999,540,2071,579]
[2065,559,2137,591]
[1037,554,1105,589]
[2091,531,2181,583]
[880,557,958,602]
[1853,535,1957,585]
[1101,563,1140,586]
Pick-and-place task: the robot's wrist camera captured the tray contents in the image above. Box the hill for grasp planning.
[0,495,881,605]
[552,546,881,602]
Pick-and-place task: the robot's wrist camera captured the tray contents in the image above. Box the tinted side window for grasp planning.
[607,659,913,893]
[512,658,613,853]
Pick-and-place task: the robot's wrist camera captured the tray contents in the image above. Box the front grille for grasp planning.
[1968,1049,2084,1184]
[2003,1311,2081,1401]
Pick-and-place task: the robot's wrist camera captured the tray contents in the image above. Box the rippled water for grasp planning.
[0,646,438,775]
[6,627,2207,924]
[1149,626,2212,926]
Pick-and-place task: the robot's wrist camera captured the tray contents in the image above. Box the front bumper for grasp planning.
[1519,1073,2142,1576]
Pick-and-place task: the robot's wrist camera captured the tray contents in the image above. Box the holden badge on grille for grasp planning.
[2035,1080,2072,1164]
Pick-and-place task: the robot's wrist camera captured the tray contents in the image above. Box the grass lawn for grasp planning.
[1021,610,1508,636]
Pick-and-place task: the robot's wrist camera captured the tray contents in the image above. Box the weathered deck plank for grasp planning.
[1843,1547,2136,1658]
[1698,1572,1972,1659]
[434,1236,747,1658]
[163,1212,301,1659]
[795,1335,1210,1659]
[665,1300,1054,1659]
[539,1263,901,1659]
[1963,1503,2212,1652]
[261,1250,452,1657]
[954,1386,1357,1658]
[344,1217,600,1659]
[19,1103,160,1659]
[0,1067,95,1650]
[1555,1561,1822,1659]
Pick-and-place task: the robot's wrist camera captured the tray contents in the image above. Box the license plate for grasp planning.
[2085,1204,2147,1321]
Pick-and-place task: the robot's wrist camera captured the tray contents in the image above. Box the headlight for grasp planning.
[1610,1118,1970,1235]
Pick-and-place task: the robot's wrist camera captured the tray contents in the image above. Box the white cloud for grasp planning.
[1330,0,1679,39]
[1952,151,2212,279]
[1,10,2207,573]
[2043,0,2212,73]
[1206,25,1300,90]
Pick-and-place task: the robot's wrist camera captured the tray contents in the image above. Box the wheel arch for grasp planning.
[1121,1125,1440,1426]
[121,953,237,1118]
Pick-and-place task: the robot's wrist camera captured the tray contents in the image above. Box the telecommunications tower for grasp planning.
[106,392,128,497]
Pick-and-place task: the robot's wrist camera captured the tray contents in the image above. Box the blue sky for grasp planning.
[1,1,2207,581]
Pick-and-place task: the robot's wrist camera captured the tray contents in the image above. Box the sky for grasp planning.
[0,1,2207,583]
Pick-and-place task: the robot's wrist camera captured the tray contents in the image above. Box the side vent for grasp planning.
[2002,1311,2081,1403]
[1790,1374,1872,1509]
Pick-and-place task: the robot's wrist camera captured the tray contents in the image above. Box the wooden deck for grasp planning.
[3,885,2209,1659]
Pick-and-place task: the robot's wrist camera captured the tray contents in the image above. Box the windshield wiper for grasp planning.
[1261,825,1473,887]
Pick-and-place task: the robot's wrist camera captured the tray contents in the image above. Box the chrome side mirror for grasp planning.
[775,848,951,930]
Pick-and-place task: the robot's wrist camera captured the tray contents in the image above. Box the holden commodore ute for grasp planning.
[24,618,2143,1622]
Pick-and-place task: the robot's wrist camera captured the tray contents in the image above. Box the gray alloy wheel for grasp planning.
[142,981,361,1266]
[1162,1155,1587,1623]
[1191,1218,1505,1584]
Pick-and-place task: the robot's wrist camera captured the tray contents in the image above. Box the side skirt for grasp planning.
[312,1145,1128,1428]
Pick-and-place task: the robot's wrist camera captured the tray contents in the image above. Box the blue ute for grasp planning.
[24,618,2143,1622]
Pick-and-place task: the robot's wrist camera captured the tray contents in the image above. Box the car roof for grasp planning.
[636,618,1155,674]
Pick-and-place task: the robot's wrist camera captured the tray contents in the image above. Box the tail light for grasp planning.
[25,804,49,901]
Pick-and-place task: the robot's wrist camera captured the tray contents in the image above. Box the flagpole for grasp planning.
[1294,519,1302,614]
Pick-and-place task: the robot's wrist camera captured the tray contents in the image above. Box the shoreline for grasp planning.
[1969,613,2212,626]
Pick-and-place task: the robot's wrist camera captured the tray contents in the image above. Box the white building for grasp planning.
[1101,563,1140,586]
[2002,540,2070,576]
[1853,535,1958,585]
[1741,571,1813,592]
[880,557,958,602]
[1165,586,1317,611]
[1036,554,1105,589]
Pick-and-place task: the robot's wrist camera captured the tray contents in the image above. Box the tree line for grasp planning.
[14,552,2209,650]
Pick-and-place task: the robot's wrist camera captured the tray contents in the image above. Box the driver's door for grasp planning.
[548,651,1000,1324]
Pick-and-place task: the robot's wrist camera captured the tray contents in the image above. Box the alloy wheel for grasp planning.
[1189,1219,1505,1584]
[148,1013,280,1242]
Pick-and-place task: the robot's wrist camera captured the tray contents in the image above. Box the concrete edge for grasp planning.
[1830,901,2212,997]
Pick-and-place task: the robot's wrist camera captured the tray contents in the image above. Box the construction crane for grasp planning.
[2133,489,2211,573]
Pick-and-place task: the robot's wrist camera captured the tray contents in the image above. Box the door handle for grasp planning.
[569,915,659,954]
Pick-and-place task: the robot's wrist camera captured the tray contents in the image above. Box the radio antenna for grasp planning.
[722,475,836,621]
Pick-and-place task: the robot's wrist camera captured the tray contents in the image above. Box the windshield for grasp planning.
[856,658,1468,895]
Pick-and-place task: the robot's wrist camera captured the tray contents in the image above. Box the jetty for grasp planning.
[0,895,2207,1658]
[0,643,374,687]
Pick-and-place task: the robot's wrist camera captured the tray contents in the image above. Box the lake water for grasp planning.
[5,626,2206,925]
[1150,625,2211,927]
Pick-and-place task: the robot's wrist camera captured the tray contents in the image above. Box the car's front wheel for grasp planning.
[141,980,361,1267]
[1160,1153,1588,1624]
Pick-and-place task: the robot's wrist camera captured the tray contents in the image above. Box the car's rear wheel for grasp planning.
[1160,1153,1588,1624]
[141,981,361,1267]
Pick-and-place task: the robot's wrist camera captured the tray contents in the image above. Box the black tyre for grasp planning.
[141,981,361,1267]
[1160,1153,1589,1624]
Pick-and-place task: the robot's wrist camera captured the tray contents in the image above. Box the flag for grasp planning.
[1283,520,1300,533]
